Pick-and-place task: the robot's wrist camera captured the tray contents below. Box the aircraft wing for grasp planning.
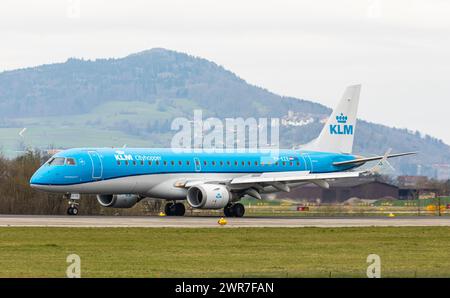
[177,170,362,190]
[229,171,361,185]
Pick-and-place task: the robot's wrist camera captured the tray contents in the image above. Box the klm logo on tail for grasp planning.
[330,113,353,135]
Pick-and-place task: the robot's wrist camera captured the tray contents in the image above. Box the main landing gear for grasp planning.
[165,202,186,216]
[224,203,245,218]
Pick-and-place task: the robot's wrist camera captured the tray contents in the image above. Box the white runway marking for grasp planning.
[0,215,450,228]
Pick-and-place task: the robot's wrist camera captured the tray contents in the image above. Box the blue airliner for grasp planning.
[30,85,415,216]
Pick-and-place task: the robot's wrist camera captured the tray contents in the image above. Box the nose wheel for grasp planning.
[164,202,186,216]
[67,206,79,215]
[65,194,80,216]
[224,203,245,217]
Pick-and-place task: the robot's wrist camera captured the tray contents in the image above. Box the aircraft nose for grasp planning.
[30,169,54,192]
[29,168,50,187]
[29,171,42,186]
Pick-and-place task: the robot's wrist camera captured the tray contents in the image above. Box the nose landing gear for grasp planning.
[65,193,80,216]
[164,202,186,216]
[224,203,245,217]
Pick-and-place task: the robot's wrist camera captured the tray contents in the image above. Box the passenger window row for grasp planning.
[116,159,300,167]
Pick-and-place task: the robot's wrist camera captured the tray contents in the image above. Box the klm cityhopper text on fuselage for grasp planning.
[29,148,359,187]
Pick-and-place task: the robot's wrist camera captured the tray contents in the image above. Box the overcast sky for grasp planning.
[1,0,449,144]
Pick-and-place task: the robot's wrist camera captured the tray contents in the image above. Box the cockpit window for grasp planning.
[47,157,65,166]
[66,158,76,166]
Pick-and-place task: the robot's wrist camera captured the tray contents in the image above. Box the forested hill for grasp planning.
[0,48,448,177]
[0,48,327,119]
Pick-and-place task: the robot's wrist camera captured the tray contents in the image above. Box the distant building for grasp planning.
[397,176,428,187]
[397,175,440,200]
[433,164,450,180]
[280,177,398,203]
[281,110,314,127]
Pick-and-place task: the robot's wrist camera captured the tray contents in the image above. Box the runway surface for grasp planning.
[1,215,450,228]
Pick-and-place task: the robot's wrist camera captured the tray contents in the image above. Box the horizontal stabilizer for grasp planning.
[333,152,417,166]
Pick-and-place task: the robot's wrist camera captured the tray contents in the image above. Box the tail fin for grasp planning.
[302,84,361,154]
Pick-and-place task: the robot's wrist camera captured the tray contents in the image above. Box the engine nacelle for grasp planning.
[96,194,139,208]
[186,184,231,209]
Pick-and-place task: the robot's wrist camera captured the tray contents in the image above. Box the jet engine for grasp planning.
[186,184,231,209]
[96,194,140,208]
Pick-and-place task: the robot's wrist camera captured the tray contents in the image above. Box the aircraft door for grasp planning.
[88,151,103,179]
[302,153,313,172]
[193,157,201,172]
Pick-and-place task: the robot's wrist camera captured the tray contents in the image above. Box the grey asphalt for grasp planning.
[1,215,450,228]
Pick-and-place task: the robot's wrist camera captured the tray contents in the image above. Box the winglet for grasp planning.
[367,148,394,175]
